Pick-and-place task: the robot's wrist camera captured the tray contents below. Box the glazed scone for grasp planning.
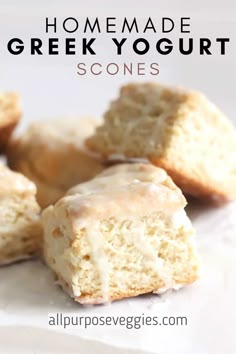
[0,164,42,265]
[86,83,236,201]
[7,118,104,208]
[42,163,198,305]
[0,93,21,152]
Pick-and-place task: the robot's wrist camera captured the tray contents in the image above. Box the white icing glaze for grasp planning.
[54,164,190,301]
[85,221,110,303]
[67,163,184,205]
[128,219,174,290]
[72,208,190,302]
[170,209,192,230]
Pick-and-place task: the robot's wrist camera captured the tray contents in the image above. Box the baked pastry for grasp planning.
[42,163,198,305]
[7,118,104,208]
[86,83,236,201]
[0,164,42,265]
[0,93,21,152]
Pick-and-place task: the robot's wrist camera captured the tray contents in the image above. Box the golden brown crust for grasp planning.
[77,272,198,304]
[0,121,19,152]
[54,259,198,305]
[58,274,198,305]
[7,148,66,208]
[86,82,236,202]
[150,156,232,203]
[0,93,21,152]
[7,118,104,208]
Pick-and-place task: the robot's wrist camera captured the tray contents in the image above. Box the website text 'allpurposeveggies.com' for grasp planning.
[48,313,188,329]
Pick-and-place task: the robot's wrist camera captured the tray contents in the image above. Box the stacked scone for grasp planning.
[8,118,104,207]
[43,163,198,304]
[0,93,21,152]
[2,82,236,304]
[0,93,41,264]
[0,163,42,265]
[87,83,236,202]
[1,95,104,264]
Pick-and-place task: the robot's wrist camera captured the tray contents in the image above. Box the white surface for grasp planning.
[0,1,236,353]
[1,200,236,354]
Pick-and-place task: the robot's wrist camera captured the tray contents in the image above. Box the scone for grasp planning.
[0,93,21,152]
[86,83,236,201]
[7,118,104,208]
[42,163,198,305]
[0,164,42,265]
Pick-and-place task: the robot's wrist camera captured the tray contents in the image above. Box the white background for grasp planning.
[1,0,235,126]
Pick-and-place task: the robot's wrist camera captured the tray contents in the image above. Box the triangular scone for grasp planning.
[0,164,42,265]
[0,93,21,152]
[42,163,198,305]
[86,83,236,201]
